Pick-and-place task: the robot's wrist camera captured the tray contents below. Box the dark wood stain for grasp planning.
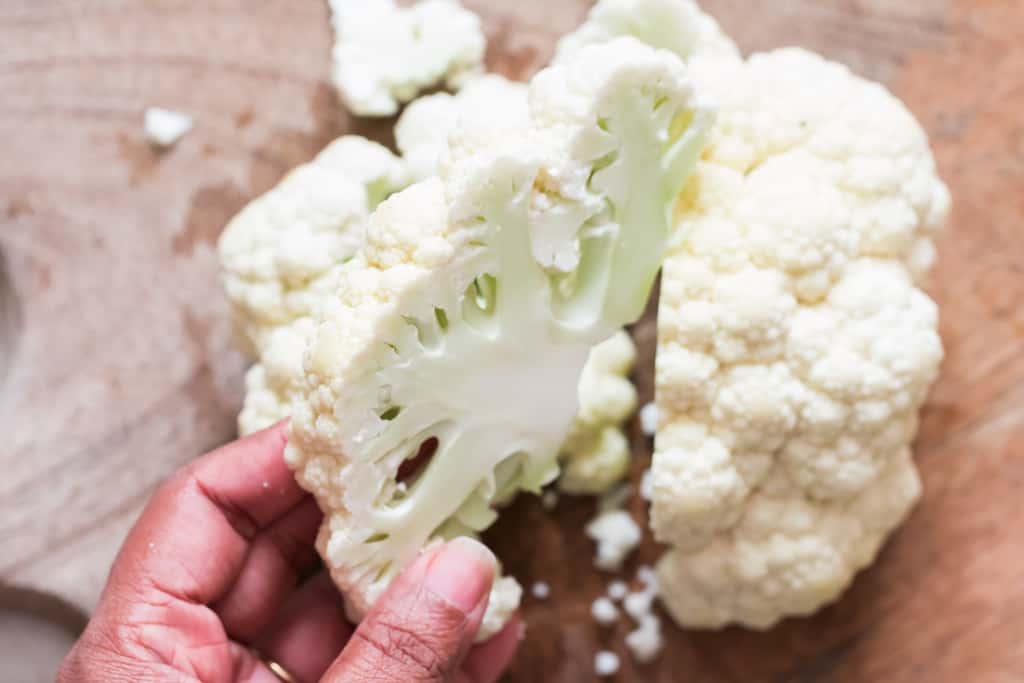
[172,182,248,256]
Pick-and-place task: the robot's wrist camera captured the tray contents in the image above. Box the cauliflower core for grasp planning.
[285,39,712,640]
[563,0,950,630]
[328,0,486,117]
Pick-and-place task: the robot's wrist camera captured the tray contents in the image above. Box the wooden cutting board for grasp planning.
[2,1,1022,680]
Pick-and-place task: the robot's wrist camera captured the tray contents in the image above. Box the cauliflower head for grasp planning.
[561,0,949,630]
[285,38,713,640]
[328,0,486,117]
[219,136,405,355]
[651,47,950,629]
[559,331,639,494]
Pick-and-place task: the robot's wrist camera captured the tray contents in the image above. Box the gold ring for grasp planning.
[252,649,300,683]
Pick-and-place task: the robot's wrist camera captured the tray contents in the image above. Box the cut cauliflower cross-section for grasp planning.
[397,79,641,496]
[286,38,713,641]
[328,0,486,117]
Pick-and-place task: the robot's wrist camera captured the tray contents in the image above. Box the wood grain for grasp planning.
[1,1,1022,680]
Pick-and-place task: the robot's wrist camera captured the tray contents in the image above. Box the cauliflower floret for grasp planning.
[651,48,948,628]
[555,0,741,84]
[328,0,486,117]
[396,75,531,184]
[237,318,316,436]
[559,331,638,494]
[586,509,643,572]
[218,136,405,355]
[285,39,713,641]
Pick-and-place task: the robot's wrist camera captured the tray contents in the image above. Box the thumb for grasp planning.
[322,537,497,683]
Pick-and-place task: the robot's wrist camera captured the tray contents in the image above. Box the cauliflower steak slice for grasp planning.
[286,38,713,640]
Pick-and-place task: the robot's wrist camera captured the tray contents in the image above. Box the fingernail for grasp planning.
[424,537,496,612]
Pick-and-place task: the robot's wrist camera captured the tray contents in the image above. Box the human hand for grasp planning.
[57,422,522,683]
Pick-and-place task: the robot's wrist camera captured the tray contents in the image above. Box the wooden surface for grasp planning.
[1,1,1022,680]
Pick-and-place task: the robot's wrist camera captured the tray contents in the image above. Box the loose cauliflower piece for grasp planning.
[586,509,643,572]
[559,331,639,494]
[652,48,949,628]
[286,38,713,640]
[328,0,486,117]
[219,136,405,356]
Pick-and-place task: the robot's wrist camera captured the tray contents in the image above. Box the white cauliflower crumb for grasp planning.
[623,591,653,622]
[531,581,551,600]
[621,565,663,663]
[608,581,629,601]
[625,614,664,663]
[541,490,560,510]
[651,46,948,630]
[639,469,654,501]
[591,596,620,625]
[586,510,642,573]
[595,651,621,677]
[623,565,659,620]
[328,0,486,117]
[144,107,192,148]
[639,402,658,437]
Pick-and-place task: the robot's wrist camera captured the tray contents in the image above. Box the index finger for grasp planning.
[107,421,309,606]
